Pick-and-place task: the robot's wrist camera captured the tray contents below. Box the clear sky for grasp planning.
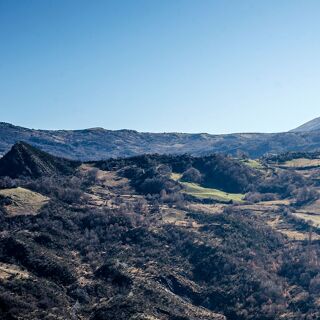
[1,0,320,133]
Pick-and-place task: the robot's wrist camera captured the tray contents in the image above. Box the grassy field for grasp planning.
[171,173,182,181]
[294,212,320,227]
[181,182,244,203]
[170,172,244,202]
[281,158,320,169]
[0,262,29,280]
[0,187,49,216]
[241,159,264,169]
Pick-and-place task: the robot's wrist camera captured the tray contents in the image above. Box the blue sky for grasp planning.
[1,0,320,133]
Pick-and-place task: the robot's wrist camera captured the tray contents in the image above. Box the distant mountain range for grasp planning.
[0,119,320,160]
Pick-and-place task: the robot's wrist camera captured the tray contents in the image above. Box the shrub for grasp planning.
[181,167,202,183]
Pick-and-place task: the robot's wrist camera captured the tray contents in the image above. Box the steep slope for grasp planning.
[290,117,320,132]
[0,141,79,178]
[2,122,320,160]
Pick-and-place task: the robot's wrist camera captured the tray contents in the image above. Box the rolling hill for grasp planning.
[1,145,320,319]
[1,120,320,161]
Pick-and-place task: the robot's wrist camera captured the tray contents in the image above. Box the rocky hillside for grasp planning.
[1,122,320,160]
[0,147,320,320]
[0,146,320,319]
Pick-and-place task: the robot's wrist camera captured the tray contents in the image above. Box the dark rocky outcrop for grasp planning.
[0,141,79,178]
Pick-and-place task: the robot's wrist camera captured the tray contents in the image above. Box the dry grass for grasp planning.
[235,201,319,241]
[241,159,264,169]
[279,230,320,241]
[187,203,226,214]
[0,187,49,216]
[259,199,291,205]
[281,158,320,169]
[80,164,129,188]
[0,262,29,280]
[161,206,202,229]
[82,167,144,210]
[170,173,182,181]
[298,198,320,215]
[294,212,320,227]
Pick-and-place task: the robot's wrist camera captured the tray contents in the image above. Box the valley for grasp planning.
[0,143,320,319]
[3,0,320,318]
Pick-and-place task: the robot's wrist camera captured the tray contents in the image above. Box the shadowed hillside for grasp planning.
[0,142,79,179]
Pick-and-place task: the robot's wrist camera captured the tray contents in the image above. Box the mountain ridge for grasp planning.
[1,121,320,160]
[290,117,320,132]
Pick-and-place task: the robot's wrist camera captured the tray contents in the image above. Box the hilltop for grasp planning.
[1,122,320,160]
[0,142,79,179]
[290,117,320,132]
